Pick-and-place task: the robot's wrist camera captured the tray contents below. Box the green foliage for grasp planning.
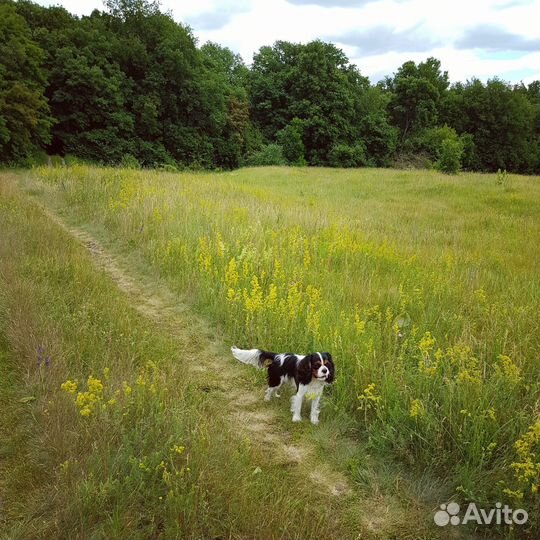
[459,132,480,170]
[359,112,398,166]
[119,153,140,169]
[385,57,449,143]
[249,40,371,166]
[441,78,538,173]
[399,125,465,172]
[103,0,161,20]
[0,3,53,162]
[421,125,459,154]
[328,143,367,168]
[0,0,538,173]
[276,118,305,165]
[436,137,463,174]
[245,144,286,166]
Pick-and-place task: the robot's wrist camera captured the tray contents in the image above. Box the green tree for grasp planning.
[249,40,370,165]
[48,44,133,161]
[357,86,397,165]
[248,41,300,140]
[0,2,52,162]
[103,0,160,20]
[328,143,367,168]
[436,138,463,174]
[385,57,449,145]
[245,143,286,166]
[200,42,253,168]
[442,78,537,172]
[276,118,305,165]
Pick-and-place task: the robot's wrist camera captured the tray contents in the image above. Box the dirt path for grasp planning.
[39,203,351,498]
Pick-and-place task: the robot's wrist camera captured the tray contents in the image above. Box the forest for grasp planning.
[1,0,539,173]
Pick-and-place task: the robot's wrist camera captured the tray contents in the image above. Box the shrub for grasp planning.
[413,125,459,158]
[245,144,286,166]
[459,133,481,170]
[328,143,367,168]
[119,153,141,169]
[359,112,398,166]
[436,138,463,174]
[391,152,433,170]
[276,118,305,165]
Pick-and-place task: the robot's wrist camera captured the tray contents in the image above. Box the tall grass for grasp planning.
[0,175,363,539]
[26,164,540,531]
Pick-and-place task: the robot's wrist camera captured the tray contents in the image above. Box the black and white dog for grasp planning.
[231,346,335,424]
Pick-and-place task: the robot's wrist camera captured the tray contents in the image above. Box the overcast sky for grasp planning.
[35,0,540,84]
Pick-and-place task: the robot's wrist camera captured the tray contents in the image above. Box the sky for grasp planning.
[35,0,540,84]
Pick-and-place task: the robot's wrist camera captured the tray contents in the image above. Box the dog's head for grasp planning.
[299,352,335,384]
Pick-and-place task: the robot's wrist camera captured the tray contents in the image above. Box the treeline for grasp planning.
[1,0,539,173]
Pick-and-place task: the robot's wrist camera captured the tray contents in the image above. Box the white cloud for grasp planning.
[33,0,540,83]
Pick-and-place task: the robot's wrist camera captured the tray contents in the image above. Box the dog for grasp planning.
[231,346,335,424]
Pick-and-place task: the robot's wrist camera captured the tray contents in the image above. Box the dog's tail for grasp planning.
[231,346,275,369]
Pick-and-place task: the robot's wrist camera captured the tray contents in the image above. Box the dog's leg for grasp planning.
[265,367,283,401]
[274,376,286,398]
[291,384,308,422]
[264,379,284,401]
[310,387,324,425]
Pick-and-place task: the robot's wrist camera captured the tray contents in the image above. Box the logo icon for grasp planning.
[434,502,460,526]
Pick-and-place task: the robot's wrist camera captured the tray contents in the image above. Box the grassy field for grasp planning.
[0,174,368,539]
[1,165,539,538]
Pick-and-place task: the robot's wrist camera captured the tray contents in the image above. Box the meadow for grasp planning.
[1,165,539,538]
[0,173,365,539]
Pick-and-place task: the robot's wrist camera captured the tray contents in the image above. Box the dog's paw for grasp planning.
[292,415,302,422]
[310,417,319,425]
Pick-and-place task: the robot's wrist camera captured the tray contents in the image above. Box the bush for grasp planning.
[276,118,305,165]
[436,138,463,174]
[459,133,481,171]
[328,143,367,168]
[359,113,398,166]
[412,125,459,159]
[119,153,141,169]
[245,144,286,166]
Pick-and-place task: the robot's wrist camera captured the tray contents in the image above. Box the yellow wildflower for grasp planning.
[357,383,381,411]
[61,379,78,394]
[224,258,239,288]
[409,398,425,419]
[496,355,522,385]
[418,331,435,356]
[87,375,103,396]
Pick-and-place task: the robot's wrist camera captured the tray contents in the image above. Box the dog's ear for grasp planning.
[322,352,335,384]
[297,355,313,385]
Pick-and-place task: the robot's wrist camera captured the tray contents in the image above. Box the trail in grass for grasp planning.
[39,203,351,498]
